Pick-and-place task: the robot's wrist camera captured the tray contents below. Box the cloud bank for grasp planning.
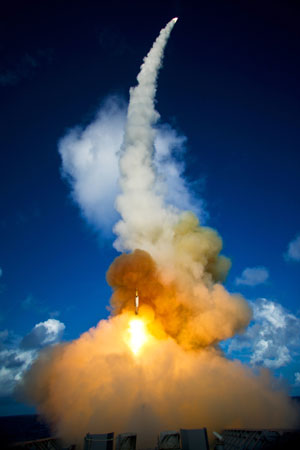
[20,319,65,350]
[228,298,300,369]
[0,319,65,397]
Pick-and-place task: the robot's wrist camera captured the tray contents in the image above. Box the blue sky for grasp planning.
[0,0,300,415]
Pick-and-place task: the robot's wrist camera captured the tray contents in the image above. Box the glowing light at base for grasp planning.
[127,318,148,355]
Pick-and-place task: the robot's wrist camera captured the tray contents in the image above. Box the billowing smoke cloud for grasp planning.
[20,314,297,447]
[19,18,299,448]
[107,246,249,351]
[59,99,203,235]
[59,97,124,233]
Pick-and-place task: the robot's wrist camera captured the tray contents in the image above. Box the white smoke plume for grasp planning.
[59,97,124,233]
[114,18,179,255]
[59,98,203,235]
[19,18,299,448]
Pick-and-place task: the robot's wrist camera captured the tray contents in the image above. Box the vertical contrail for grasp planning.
[114,18,178,253]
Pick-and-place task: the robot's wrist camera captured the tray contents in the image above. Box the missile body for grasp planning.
[135,290,139,315]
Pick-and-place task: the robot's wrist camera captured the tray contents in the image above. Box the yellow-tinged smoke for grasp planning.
[107,240,250,350]
[19,215,299,447]
[18,17,299,449]
[20,312,298,448]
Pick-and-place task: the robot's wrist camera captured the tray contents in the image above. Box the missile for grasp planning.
[135,289,139,315]
[172,17,178,23]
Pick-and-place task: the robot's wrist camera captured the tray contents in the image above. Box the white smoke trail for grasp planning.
[114,18,179,255]
[113,17,250,347]
[58,96,204,236]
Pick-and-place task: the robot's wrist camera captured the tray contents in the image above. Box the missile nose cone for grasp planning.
[172,17,178,23]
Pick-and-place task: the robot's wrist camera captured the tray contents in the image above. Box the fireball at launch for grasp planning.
[19,17,299,448]
[127,317,148,355]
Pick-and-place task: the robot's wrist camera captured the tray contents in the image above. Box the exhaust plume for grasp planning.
[19,18,299,448]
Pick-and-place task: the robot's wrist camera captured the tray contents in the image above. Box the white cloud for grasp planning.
[59,96,204,236]
[0,348,35,396]
[285,235,300,262]
[0,319,65,396]
[228,298,300,369]
[235,266,269,286]
[0,330,35,396]
[295,372,300,386]
[21,319,65,349]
